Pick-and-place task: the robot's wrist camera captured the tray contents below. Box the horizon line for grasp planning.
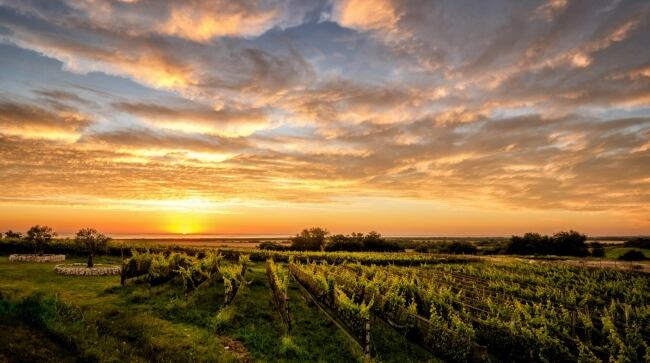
[38,232,649,240]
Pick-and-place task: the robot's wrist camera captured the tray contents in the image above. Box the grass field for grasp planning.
[0,256,439,362]
[604,247,650,259]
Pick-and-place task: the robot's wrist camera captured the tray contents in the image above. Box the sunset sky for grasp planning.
[0,0,649,236]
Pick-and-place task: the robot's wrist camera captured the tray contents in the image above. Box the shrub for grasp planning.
[258,241,288,251]
[591,246,605,258]
[618,250,647,261]
[442,241,478,254]
[413,241,477,254]
[279,335,301,356]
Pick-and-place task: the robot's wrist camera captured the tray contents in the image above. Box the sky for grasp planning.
[0,0,649,236]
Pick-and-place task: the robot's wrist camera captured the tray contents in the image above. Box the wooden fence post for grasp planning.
[585,305,591,340]
[365,318,371,358]
[571,310,576,337]
[285,293,291,332]
[120,243,125,286]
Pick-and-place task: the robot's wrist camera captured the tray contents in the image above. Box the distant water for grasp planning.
[51,233,288,239]
[61,233,292,240]
[54,233,511,240]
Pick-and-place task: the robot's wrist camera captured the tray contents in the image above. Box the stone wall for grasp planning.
[9,254,66,263]
[54,263,121,276]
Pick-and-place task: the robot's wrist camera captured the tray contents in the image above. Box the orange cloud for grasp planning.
[333,0,400,32]
[532,0,568,22]
[162,4,278,42]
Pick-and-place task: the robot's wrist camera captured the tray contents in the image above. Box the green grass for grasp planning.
[0,256,236,362]
[0,256,120,302]
[215,263,365,362]
[0,316,76,362]
[0,256,436,362]
[604,247,650,259]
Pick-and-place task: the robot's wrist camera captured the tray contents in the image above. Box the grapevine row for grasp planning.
[266,259,291,331]
[308,261,650,362]
[288,263,372,356]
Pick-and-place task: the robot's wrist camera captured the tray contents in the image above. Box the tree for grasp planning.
[441,241,478,255]
[290,227,329,251]
[75,228,111,268]
[507,233,548,255]
[506,231,588,256]
[325,234,363,252]
[362,231,402,252]
[552,230,588,256]
[26,225,56,255]
[4,230,22,239]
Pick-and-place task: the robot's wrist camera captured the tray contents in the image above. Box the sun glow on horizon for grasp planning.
[163,212,210,235]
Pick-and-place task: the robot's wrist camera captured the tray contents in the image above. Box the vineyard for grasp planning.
[0,250,649,362]
[286,260,650,362]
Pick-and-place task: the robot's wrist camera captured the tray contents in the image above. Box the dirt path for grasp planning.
[220,337,251,362]
[563,259,650,273]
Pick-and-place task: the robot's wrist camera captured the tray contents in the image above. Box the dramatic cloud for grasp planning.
[0,0,648,233]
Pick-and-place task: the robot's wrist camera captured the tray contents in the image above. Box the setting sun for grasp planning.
[163,212,211,235]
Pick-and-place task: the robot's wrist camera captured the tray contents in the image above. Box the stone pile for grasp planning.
[9,254,66,262]
[54,263,121,276]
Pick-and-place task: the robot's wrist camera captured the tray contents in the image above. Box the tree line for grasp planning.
[259,228,403,252]
[506,230,589,256]
[258,228,646,258]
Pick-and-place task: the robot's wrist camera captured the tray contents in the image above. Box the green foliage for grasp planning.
[267,259,291,330]
[122,251,223,292]
[290,258,650,363]
[278,335,301,356]
[211,305,236,332]
[220,256,250,305]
